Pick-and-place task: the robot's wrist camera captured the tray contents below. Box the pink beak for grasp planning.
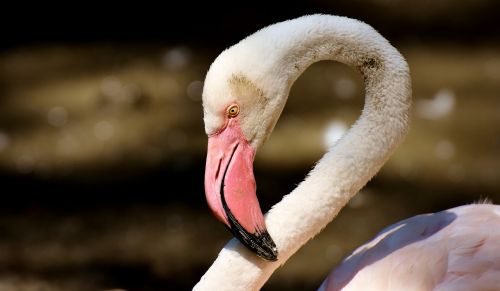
[205,118,278,261]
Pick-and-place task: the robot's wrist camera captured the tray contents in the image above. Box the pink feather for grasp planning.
[320,204,500,290]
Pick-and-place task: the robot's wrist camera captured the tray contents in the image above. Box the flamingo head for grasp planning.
[201,43,289,261]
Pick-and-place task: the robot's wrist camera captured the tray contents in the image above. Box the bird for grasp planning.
[194,14,500,290]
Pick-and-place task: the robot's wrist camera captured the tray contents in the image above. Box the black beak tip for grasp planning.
[222,222,280,262]
[224,206,279,261]
[236,227,279,262]
[254,231,278,261]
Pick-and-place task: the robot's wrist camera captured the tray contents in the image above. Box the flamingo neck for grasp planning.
[195,15,411,290]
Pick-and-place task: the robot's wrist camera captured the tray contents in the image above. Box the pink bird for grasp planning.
[195,14,500,290]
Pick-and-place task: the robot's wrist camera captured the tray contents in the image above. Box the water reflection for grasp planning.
[483,57,500,80]
[47,107,68,127]
[416,89,455,120]
[162,47,191,71]
[93,120,114,140]
[99,77,149,110]
[57,134,79,156]
[187,80,203,101]
[0,131,10,151]
[434,139,455,160]
[332,78,356,100]
[323,119,348,149]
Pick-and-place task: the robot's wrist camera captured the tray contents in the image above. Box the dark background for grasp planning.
[3,0,500,49]
[0,1,499,290]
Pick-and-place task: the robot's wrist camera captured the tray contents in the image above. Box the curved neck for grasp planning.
[195,15,411,290]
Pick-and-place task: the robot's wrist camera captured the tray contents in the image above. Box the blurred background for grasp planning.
[0,1,499,290]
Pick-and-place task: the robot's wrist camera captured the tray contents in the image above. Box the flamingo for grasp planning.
[195,14,500,290]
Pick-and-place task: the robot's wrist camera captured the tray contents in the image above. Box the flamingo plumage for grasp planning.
[195,14,500,290]
[320,204,500,290]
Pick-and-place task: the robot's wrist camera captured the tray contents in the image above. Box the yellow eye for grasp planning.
[227,104,240,118]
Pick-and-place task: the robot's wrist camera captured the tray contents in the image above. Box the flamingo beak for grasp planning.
[204,118,278,261]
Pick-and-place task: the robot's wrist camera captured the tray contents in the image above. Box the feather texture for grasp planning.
[320,204,500,290]
[195,14,499,291]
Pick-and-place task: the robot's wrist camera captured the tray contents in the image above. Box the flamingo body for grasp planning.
[321,204,500,291]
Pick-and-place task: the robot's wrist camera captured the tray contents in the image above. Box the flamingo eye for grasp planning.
[227,104,240,118]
